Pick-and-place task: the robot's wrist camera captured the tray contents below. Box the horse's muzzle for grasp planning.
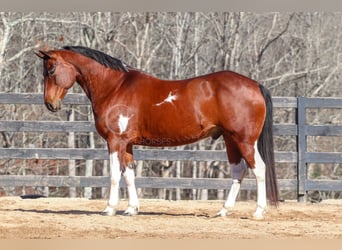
[45,100,61,112]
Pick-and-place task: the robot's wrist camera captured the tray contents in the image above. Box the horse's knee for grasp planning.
[109,152,122,182]
[123,167,135,186]
[110,175,121,185]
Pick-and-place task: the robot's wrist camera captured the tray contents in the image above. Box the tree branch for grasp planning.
[257,13,294,64]
[6,45,40,63]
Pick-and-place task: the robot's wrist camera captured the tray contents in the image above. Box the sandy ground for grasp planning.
[0,197,341,239]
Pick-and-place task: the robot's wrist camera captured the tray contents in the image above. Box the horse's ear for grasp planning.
[35,50,51,60]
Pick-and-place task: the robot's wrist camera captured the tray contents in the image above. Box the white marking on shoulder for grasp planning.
[155,91,177,106]
[118,114,130,134]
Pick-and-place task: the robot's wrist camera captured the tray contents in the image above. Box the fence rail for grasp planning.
[0,148,297,162]
[0,93,341,200]
[296,97,342,199]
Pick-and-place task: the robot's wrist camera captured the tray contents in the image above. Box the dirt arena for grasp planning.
[0,197,340,239]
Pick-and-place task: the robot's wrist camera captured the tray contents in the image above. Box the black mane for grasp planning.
[63,46,129,72]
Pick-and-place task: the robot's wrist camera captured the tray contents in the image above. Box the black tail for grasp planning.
[258,84,279,206]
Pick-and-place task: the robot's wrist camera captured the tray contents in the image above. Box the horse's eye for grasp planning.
[48,66,55,76]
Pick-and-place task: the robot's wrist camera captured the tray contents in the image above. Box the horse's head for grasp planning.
[35,50,77,112]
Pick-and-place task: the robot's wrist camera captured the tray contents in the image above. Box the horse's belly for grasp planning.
[137,123,221,147]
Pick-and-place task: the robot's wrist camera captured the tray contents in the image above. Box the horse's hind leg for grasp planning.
[217,137,247,217]
[218,136,267,219]
[251,141,267,219]
[238,141,267,220]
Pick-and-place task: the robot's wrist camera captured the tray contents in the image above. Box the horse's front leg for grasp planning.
[102,151,122,216]
[102,142,139,216]
[121,145,139,216]
[122,164,139,216]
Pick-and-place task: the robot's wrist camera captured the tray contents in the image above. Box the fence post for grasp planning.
[297,97,307,202]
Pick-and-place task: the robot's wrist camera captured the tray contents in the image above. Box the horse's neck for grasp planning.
[73,61,125,105]
[73,58,122,96]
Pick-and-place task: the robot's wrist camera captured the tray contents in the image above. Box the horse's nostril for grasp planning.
[45,102,55,112]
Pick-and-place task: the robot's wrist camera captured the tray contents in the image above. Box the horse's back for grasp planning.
[204,70,259,88]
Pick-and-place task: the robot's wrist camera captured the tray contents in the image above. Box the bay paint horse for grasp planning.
[35,46,279,219]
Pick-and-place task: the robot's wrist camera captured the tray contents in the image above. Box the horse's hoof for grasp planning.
[122,206,139,216]
[252,206,266,220]
[101,206,116,216]
[215,207,233,217]
[252,212,265,220]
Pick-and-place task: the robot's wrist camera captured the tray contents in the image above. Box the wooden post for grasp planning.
[101,159,108,198]
[68,106,76,198]
[135,160,143,198]
[84,108,94,199]
[175,161,181,200]
[192,162,197,200]
[297,97,307,202]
